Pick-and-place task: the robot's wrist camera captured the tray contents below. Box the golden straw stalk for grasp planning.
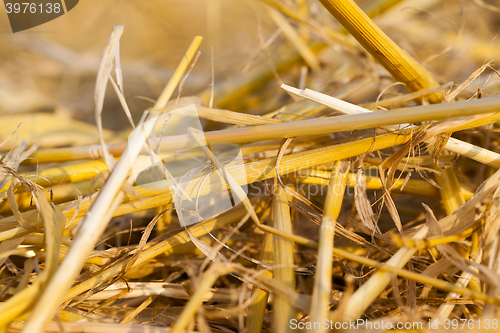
[317,0,442,102]
[272,184,296,333]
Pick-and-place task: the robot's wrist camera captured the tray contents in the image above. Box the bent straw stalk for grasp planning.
[4,1,500,329]
[1,112,493,243]
[283,85,500,171]
[0,131,411,242]
[23,197,496,315]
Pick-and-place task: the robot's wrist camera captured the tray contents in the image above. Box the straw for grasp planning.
[317,0,443,103]
[271,184,295,333]
[308,161,349,333]
[21,33,203,333]
[29,97,500,163]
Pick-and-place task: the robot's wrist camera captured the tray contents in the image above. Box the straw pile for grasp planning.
[2,0,500,332]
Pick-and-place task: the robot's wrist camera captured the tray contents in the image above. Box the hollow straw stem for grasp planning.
[282,84,500,171]
[21,35,203,333]
[26,195,491,311]
[317,0,442,103]
[0,132,405,241]
[3,107,497,243]
[446,137,500,169]
[62,203,266,309]
[293,170,474,199]
[16,124,500,202]
[0,159,108,193]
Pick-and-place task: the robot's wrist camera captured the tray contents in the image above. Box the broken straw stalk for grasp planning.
[278,85,499,320]
[4,96,499,204]
[19,32,203,333]
[318,0,442,103]
[3,129,497,313]
[308,161,349,333]
[13,194,497,316]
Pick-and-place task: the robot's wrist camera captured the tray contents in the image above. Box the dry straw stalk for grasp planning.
[246,233,274,333]
[272,184,296,333]
[308,161,349,332]
[20,32,203,333]
[30,97,500,163]
[317,0,442,103]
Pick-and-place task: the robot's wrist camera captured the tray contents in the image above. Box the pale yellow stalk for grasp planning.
[29,97,500,163]
[309,161,349,333]
[272,184,295,333]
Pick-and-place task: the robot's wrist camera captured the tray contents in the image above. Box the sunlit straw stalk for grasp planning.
[293,169,474,199]
[283,84,500,174]
[52,199,500,310]
[317,0,442,103]
[1,115,491,242]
